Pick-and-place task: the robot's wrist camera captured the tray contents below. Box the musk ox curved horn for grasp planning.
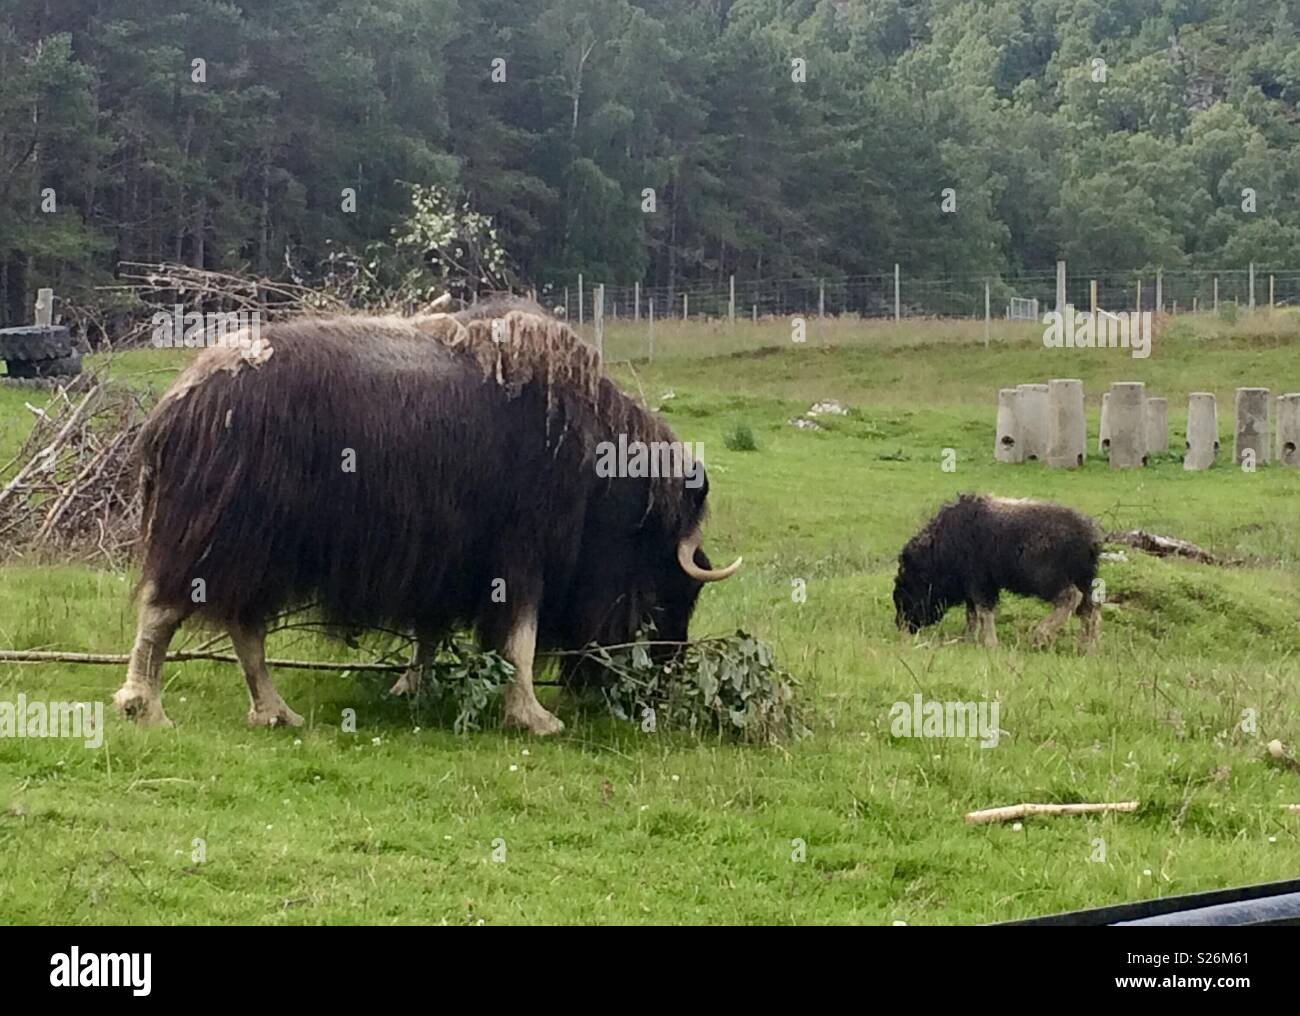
[677,534,742,582]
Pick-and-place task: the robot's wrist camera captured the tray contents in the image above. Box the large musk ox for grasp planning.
[893,494,1102,651]
[114,309,740,734]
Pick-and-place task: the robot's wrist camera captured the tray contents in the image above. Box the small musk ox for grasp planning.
[114,308,740,734]
[893,494,1102,651]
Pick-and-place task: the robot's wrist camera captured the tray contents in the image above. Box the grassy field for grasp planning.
[2,312,1299,924]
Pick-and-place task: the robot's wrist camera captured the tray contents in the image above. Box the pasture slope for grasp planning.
[1,312,1298,925]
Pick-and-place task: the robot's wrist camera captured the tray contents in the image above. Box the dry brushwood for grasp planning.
[101,261,353,348]
[1106,529,1228,565]
[0,366,147,565]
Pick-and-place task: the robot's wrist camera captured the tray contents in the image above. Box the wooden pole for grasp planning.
[648,298,655,361]
[729,274,735,327]
[594,283,604,356]
[893,264,900,321]
[578,273,584,326]
[634,281,640,322]
[983,281,990,348]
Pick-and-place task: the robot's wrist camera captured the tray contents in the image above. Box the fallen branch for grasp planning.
[1106,529,1227,565]
[0,648,403,672]
[964,801,1139,825]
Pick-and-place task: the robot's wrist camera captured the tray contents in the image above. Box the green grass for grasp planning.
[2,312,1299,924]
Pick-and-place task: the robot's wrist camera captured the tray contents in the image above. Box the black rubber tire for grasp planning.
[0,325,73,361]
[5,352,82,378]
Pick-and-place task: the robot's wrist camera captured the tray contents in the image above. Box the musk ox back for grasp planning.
[451,293,554,322]
[115,310,739,734]
[893,494,1102,651]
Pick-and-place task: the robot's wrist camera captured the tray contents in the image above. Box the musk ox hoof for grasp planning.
[113,685,172,727]
[503,701,565,736]
[247,702,304,728]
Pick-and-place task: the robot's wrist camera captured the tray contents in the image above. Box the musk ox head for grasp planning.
[556,465,740,686]
[892,536,951,633]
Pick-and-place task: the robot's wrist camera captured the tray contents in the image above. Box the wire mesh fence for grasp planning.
[554,266,1300,326]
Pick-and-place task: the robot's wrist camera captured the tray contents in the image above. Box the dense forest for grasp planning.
[2,0,1300,325]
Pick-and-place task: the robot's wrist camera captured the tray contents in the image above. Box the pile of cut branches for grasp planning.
[100,261,354,348]
[579,630,808,743]
[0,370,147,565]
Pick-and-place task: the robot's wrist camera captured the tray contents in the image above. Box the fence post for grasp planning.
[818,279,825,319]
[594,283,604,356]
[1090,279,1098,322]
[578,273,584,327]
[634,281,640,322]
[34,288,54,327]
[984,281,990,348]
[1135,279,1142,313]
[1213,276,1219,312]
[729,274,735,327]
[1248,262,1255,312]
[1155,268,1162,314]
[564,287,570,320]
[648,297,654,362]
[1270,274,1275,312]
[682,293,688,320]
[893,264,900,321]
[1056,259,1066,314]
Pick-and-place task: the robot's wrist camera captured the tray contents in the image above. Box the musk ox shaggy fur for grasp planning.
[893,494,1102,651]
[450,293,553,322]
[114,310,739,734]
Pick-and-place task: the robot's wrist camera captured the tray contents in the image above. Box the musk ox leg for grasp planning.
[975,605,998,648]
[1031,587,1084,649]
[1077,594,1101,653]
[497,605,564,736]
[114,584,187,726]
[228,624,304,727]
[389,638,427,697]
